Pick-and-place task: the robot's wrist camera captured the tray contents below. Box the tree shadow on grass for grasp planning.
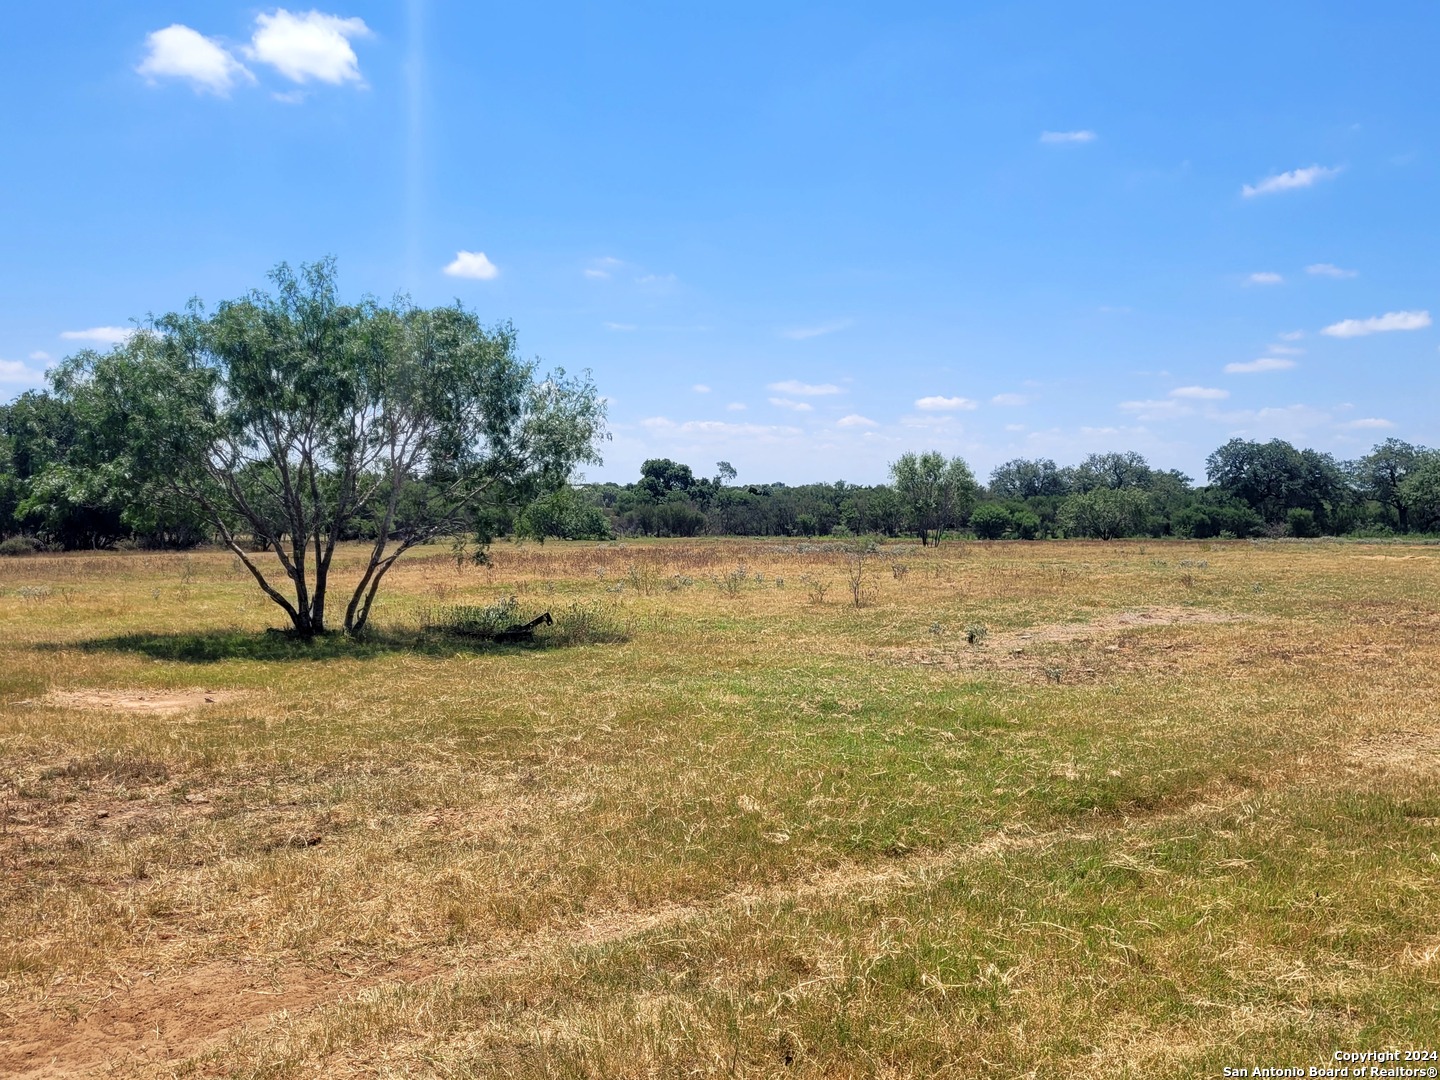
[43,628,543,664]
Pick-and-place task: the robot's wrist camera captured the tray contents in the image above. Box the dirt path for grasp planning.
[0,788,1246,1078]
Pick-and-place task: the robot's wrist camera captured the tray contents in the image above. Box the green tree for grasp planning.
[889,451,978,546]
[49,259,607,636]
[1206,438,1345,526]
[970,502,1012,539]
[1400,454,1440,532]
[1058,487,1149,539]
[989,457,1069,498]
[1357,438,1427,531]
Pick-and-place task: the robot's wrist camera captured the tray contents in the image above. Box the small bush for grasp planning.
[421,597,521,637]
[544,602,630,646]
[1287,508,1322,538]
[0,535,44,557]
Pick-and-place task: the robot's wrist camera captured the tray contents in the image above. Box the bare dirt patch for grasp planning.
[0,957,428,1080]
[32,688,241,715]
[880,606,1246,681]
[1347,731,1440,774]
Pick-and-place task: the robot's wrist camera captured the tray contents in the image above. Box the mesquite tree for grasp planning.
[51,259,606,635]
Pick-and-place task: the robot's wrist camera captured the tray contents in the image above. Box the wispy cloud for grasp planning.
[725,402,747,412]
[836,414,878,428]
[28,351,52,362]
[1322,310,1431,338]
[1278,330,1305,341]
[691,384,711,394]
[767,380,841,396]
[1246,271,1284,286]
[991,393,1030,406]
[640,417,801,439]
[1170,386,1229,400]
[137,24,254,95]
[1267,344,1304,356]
[1340,417,1396,430]
[60,326,134,344]
[914,395,978,411]
[1306,262,1357,279]
[603,321,636,332]
[1226,357,1297,374]
[1039,130,1096,144]
[0,359,45,384]
[583,256,624,280]
[1118,399,1190,420]
[780,319,852,341]
[442,250,499,280]
[1242,164,1341,198]
[245,10,371,85]
[769,397,814,413]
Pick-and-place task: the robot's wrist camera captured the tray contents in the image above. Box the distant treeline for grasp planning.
[3,383,1439,549]
[555,442,1440,543]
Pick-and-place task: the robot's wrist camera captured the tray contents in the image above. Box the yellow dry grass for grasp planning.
[1,537,1439,1077]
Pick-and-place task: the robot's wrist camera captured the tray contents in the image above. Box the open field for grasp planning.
[2,537,1440,1077]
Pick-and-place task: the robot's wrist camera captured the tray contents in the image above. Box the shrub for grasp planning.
[0,535,43,556]
[970,503,1012,540]
[543,602,630,645]
[1286,507,1322,538]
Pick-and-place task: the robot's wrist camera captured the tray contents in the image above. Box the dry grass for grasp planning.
[2,537,1439,1076]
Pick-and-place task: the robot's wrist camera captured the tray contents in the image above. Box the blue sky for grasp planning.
[2,2,1437,485]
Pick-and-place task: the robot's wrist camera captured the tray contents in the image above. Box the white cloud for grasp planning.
[0,359,40,384]
[914,395,978,411]
[1004,423,1026,432]
[1039,130,1096,144]
[1241,164,1341,198]
[1306,262,1357,279]
[726,402,747,412]
[603,322,636,332]
[1322,310,1431,338]
[1278,330,1305,341]
[769,397,814,412]
[583,256,623,280]
[836,414,878,428]
[692,384,711,394]
[28,351,51,362]
[1246,272,1284,285]
[991,393,1030,406]
[780,319,852,341]
[1341,417,1396,430]
[246,9,371,85]
[767,379,842,396]
[60,326,134,345]
[1118,399,1190,420]
[1225,357,1298,374]
[137,24,253,95]
[1267,344,1304,356]
[640,417,801,439]
[1170,386,1229,400]
[442,251,499,280]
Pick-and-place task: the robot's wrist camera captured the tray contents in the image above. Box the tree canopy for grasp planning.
[47,259,606,635]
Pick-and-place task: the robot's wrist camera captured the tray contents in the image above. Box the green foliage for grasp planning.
[1286,507,1321,538]
[516,486,613,542]
[969,502,1012,540]
[1206,438,1345,526]
[889,451,978,545]
[1058,487,1150,539]
[45,259,607,635]
[1400,453,1440,532]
